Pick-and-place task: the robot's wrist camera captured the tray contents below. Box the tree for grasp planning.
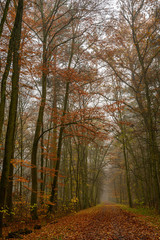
[0,0,24,236]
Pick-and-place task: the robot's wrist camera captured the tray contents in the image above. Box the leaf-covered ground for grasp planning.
[22,203,160,240]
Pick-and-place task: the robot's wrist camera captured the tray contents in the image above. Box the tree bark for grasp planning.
[0,5,19,142]
[0,0,23,236]
[0,0,11,38]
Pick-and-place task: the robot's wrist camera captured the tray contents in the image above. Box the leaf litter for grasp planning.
[21,203,160,239]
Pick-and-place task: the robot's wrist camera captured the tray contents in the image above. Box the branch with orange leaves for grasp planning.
[36,117,104,145]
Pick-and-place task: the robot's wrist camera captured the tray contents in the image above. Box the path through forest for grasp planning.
[22,203,160,240]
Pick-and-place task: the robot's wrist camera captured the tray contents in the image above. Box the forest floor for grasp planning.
[3,203,160,239]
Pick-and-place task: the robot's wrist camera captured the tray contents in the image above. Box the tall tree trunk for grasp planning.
[0,5,19,142]
[0,0,23,236]
[31,40,47,220]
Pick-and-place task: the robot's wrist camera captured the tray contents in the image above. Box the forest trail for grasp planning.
[23,203,160,240]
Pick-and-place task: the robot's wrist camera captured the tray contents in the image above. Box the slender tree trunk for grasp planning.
[76,143,81,209]
[51,75,57,184]
[40,127,44,204]
[80,145,88,209]
[48,123,66,212]
[0,10,18,141]
[31,40,47,220]
[122,138,132,208]
[6,161,13,217]
[0,0,23,236]
[69,139,73,200]
[20,110,23,197]
[0,0,11,38]
[6,128,17,217]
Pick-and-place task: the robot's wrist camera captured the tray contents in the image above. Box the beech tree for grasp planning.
[0,0,24,236]
[0,1,18,143]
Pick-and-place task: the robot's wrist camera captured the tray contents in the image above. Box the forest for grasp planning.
[0,0,160,238]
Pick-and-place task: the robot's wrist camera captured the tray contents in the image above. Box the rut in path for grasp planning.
[23,204,160,240]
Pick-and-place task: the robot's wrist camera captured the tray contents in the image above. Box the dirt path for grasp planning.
[23,204,160,239]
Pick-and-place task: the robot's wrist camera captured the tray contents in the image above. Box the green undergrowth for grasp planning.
[118,204,160,230]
